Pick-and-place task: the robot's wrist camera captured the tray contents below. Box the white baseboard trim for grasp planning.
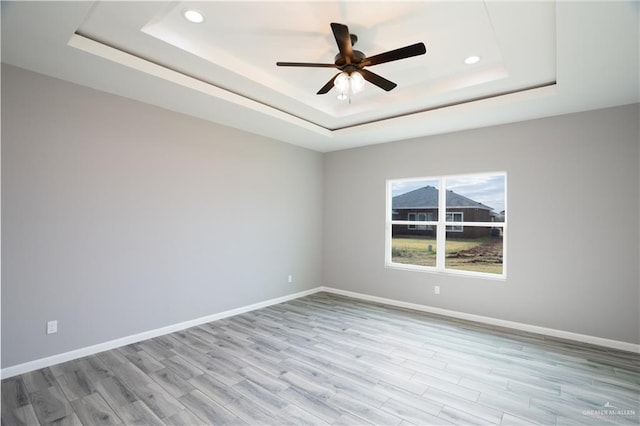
[318,286,640,354]
[0,287,320,379]
[4,285,638,379]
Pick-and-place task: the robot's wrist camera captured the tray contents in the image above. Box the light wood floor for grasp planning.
[2,292,639,425]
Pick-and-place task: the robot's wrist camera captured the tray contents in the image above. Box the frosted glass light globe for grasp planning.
[334,72,350,92]
[350,71,365,93]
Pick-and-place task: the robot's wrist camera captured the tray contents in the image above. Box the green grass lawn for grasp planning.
[391,236,503,274]
[391,237,437,266]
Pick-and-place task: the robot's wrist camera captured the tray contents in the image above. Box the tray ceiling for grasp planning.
[2,1,638,152]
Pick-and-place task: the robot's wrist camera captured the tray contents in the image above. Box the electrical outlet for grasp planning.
[288,275,293,283]
[434,286,440,295]
[47,320,58,334]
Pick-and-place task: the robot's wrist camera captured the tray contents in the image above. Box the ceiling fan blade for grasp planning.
[276,62,338,68]
[330,23,353,62]
[317,73,340,95]
[362,42,426,67]
[359,69,397,91]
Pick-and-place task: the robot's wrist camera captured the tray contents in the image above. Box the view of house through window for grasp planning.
[386,173,506,277]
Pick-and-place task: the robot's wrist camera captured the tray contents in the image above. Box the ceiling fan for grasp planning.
[276,23,426,99]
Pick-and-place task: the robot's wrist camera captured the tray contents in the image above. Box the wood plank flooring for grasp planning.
[2,292,639,425]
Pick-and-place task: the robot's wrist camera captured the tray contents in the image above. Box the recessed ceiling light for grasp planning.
[464,55,480,65]
[183,9,204,24]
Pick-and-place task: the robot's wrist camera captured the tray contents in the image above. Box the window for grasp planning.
[407,213,417,230]
[386,172,506,278]
[445,212,463,232]
[407,212,432,230]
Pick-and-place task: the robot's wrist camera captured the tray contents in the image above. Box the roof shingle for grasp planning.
[392,186,492,210]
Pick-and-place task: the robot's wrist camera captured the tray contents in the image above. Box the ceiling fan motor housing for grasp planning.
[334,50,366,68]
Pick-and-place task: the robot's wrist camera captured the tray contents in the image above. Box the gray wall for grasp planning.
[323,104,640,344]
[1,65,324,368]
[2,63,639,370]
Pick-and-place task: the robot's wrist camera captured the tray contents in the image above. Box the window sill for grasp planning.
[385,262,507,281]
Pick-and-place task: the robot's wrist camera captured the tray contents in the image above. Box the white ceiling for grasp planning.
[2,1,638,152]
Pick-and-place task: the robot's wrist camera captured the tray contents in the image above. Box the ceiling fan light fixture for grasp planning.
[334,71,365,101]
[183,9,204,24]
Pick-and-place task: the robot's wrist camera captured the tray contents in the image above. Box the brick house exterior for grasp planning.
[392,186,500,238]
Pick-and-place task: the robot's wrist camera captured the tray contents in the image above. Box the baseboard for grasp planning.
[0,287,320,379]
[4,285,638,379]
[318,286,640,354]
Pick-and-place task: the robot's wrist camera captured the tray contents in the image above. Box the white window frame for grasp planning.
[417,213,428,230]
[407,212,417,230]
[407,212,431,231]
[385,172,507,279]
[445,212,464,232]
[426,212,434,230]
